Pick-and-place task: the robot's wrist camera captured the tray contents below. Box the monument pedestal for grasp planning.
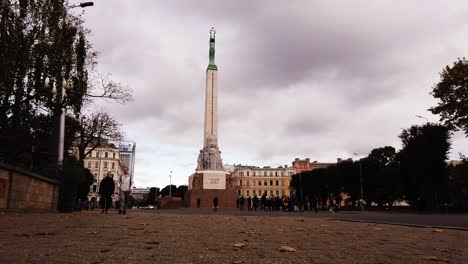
[185,171,237,209]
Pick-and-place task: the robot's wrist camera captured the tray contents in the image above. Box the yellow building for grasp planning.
[72,146,125,199]
[232,165,296,198]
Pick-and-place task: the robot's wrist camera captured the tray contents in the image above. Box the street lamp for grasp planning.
[353,153,364,210]
[415,115,429,123]
[169,171,173,197]
[42,3,93,166]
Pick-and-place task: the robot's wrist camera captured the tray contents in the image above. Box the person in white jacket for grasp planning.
[118,167,132,214]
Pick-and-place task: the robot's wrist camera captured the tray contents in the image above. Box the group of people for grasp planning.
[97,167,132,214]
[232,193,343,213]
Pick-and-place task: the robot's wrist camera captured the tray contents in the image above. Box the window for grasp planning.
[282,190,285,196]
[239,171,244,176]
[276,180,279,186]
[247,171,249,176]
[276,190,279,196]
[282,180,285,186]
[87,162,91,168]
[92,185,97,192]
[264,181,267,186]
[95,162,98,168]
[275,171,278,176]
[253,190,256,196]
[113,153,116,159]
[105,152,108,158]
[270,190,273,196]
[253,180,256,186]
[264,172,267,176]
[104,162,108,169]
[253,172,256,176]
[111,162,115,169]
[239,180,242,186]
[258,180,261,186]
[247,180,250,186]
[281,171,284,176]
[270,172,273,176]
[237,190,241,196]
[96,151,99,157]
[270,180,273,186]
[247,190,250,196]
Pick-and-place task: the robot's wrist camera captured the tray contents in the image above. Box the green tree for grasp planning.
[399,123,451,210]
[160,185,177,197]
[146,187,158,205]
[430,58,468,137]
[177,185,188,200]
[448,155,468,210]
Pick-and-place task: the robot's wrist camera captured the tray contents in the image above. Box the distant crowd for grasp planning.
[230,193,352,213]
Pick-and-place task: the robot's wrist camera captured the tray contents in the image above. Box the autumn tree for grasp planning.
[430,58,468,137]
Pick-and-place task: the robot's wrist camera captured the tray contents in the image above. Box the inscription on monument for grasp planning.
[203,173,226,190]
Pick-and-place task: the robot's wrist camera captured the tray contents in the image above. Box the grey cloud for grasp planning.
[81,1,468,187]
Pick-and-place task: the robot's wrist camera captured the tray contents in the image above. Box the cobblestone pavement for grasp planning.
[0,210,467,264]
[152,209,468,230]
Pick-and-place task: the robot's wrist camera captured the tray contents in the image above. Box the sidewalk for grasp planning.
[0,211,466,263]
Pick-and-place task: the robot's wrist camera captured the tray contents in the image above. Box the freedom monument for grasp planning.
[185,28,237,209]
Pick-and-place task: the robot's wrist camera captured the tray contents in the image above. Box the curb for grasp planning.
[327,218,468,232]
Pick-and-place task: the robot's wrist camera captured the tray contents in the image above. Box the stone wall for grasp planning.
[0,163,60,211]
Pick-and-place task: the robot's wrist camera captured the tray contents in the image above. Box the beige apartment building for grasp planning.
[232,165,296,198]
[79,146,125,199]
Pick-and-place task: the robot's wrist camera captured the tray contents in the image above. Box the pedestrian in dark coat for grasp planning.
[253,195,258,211]
[247,196,252,211]
[240,196,245,211]
[99,172,115,214]
[213,197,219,212]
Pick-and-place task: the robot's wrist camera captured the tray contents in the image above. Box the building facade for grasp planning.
[119,143,136,188]
[81,146,125,199]
[292,158,336,173]
[232,165,296,198]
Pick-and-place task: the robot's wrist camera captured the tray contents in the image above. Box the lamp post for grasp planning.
[353,153,364,210]
[415,115,429,123]
[41,3,93,166]
[169,171,173,197]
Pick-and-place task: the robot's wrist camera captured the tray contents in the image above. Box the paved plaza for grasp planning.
[0,210,467,264]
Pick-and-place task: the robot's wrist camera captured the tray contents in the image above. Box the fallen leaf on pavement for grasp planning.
[374,227,383,231]
[277,246,296,252]
[232,243,248,248]
[232,261,244,264]
[433,229,444,233]
[433,248,449,253]
[35,232,56,236]
[425,256,449,262]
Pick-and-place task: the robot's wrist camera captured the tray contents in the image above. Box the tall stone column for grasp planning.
[197,27,223,172]
[204,68,218,147]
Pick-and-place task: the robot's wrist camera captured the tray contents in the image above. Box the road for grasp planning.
[143,209,468,230]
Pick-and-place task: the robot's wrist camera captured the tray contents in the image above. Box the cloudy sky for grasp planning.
[79,1,468,188]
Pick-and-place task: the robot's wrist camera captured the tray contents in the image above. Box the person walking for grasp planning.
[118,167,132,214]
[253,195,258,211]
[213,197,219,212]
[312,194,319,213]
[247,196,252,211]
[98,171,115,214]
[240,196,245,211]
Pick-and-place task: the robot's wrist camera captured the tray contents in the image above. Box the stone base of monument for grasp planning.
[184,171,237,210]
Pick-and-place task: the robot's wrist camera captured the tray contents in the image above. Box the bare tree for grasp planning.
[73,111,123,165]
[85,73,133,104]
